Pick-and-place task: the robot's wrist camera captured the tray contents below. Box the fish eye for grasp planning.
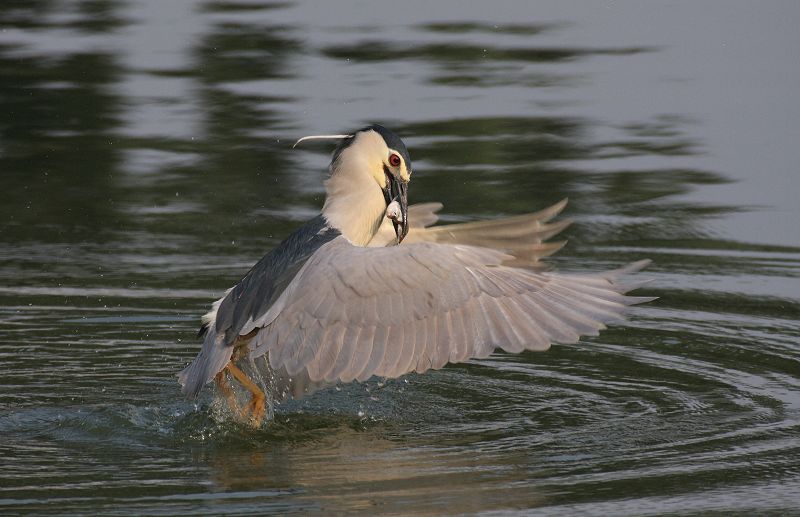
[389,153,401,167]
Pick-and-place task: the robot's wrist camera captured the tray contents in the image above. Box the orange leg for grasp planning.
[214,369,245,419]
[225,362,266,427]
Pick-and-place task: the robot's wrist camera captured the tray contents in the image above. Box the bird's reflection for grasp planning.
[198,419,546,513]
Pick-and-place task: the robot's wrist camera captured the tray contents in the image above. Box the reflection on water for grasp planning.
[1,0,799,514]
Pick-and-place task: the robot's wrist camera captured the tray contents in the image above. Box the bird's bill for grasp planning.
[386,174,409,244]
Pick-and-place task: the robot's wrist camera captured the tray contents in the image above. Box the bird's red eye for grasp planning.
[389,153,401,167]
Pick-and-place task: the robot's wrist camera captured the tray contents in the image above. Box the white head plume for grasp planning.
[292,134,353,148]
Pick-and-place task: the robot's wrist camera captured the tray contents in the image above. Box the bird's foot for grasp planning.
[224,361,268,428]
[215,370,245,418]
[246,392,266,427]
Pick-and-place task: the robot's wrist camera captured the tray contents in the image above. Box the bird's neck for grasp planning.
[322,170,385,246]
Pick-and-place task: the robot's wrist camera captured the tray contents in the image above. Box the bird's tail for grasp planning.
[177,326,234,398]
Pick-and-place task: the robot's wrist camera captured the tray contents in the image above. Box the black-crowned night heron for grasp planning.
[178,124,653,426]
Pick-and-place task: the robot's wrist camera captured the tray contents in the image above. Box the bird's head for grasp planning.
[295,125,411,245]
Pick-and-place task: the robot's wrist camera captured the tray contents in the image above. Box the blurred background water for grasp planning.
[1,0,799,514]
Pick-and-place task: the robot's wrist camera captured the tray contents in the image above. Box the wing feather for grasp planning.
[524,296,581,343]
[433,312,451,370]
[359,325,387,382]
[375,325,399,377]
[316,323,347,382]
[544,285,621,325]
[306,325,333,380]
[474,295,502,350]
[511,297,551,350]
[448,309,466,363]
[411,318,429,374]
[460,299,487,358]
[244,237,650,389]
[286,319,325,376]
[396,324,413,375]
[349,325,376,383]
[329,326,362,382]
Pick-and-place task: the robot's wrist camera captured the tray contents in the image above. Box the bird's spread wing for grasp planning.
[369,199,570,269]
[249,236,653,386]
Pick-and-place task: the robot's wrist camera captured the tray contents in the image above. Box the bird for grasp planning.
[178,124,653,426]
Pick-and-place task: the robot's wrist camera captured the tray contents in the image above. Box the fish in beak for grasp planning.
[383,172,409,244]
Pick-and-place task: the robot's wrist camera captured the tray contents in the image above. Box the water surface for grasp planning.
[1,1,799,514]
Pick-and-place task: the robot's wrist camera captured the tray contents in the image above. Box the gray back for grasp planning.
[213,216,340,344]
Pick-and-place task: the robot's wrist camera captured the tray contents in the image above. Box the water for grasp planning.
[2,1,799,514]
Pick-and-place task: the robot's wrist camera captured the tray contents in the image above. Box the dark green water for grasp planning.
[2,1,799,515]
